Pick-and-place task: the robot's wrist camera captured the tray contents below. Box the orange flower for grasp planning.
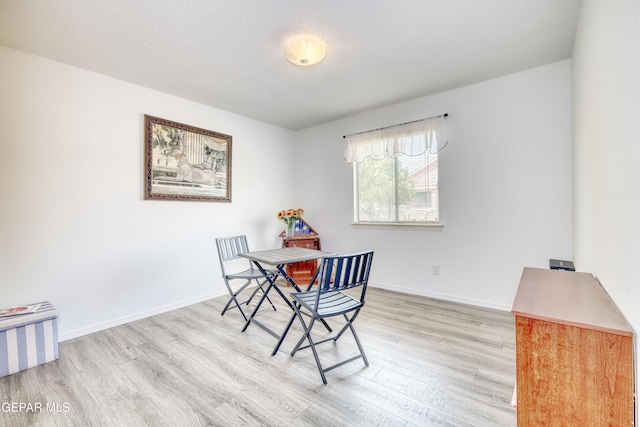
[277,208,304,222]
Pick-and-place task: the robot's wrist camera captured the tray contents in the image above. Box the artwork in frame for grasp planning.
[144,115,232,202]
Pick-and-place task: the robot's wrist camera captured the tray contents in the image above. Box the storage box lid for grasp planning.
[0,302,58,332]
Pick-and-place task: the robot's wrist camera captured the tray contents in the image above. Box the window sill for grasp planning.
[351,222,444,231]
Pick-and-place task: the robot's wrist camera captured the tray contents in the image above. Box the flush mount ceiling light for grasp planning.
[283,34,326,67]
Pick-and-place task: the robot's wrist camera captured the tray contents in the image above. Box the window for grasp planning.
[345,115,447,226]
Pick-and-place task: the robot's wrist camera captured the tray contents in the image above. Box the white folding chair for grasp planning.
[215,235,276,322]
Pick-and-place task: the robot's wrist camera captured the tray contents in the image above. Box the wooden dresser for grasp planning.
[280,219,321,284]
[511,267,634,426]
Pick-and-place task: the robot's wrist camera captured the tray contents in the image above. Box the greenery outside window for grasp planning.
[345,115,448,226]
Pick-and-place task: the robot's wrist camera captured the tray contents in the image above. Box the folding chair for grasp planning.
[215,235,276,322]
[286,250,374,384]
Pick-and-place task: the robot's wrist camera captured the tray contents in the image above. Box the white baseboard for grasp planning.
[59,284,510,342]
[369,282,512,312]
[58,290,227,342]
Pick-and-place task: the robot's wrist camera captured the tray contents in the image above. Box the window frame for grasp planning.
[351,149,443,229]
[345,114,448,230]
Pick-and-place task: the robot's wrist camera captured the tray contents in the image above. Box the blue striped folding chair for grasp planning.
[286,250,374,384]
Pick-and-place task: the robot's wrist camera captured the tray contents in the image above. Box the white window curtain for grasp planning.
[344,115,448,163]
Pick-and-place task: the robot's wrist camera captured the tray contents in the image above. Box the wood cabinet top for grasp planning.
[282,235,319,241]
[511,267,632,336]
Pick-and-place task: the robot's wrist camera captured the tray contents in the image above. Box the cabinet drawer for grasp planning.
[284,238,319,249]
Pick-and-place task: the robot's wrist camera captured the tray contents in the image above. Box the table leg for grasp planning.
[271,262,332,355]
[241,262,281,337]
[272,311,298,356]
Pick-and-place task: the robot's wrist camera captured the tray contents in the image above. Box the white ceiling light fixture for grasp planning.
[284,34,327,67]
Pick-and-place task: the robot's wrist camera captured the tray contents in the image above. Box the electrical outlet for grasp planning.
[432,265,440,275]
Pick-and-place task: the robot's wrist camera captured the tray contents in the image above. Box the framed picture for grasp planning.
[144,115,232,202]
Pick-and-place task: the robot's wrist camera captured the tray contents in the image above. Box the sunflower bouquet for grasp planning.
[278,208,304,238]
[277,208,304,226]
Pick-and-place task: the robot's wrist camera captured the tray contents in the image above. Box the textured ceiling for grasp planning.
[0,0,582,130]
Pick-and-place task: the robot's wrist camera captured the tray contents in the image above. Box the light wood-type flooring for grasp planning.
[0,286,516,426]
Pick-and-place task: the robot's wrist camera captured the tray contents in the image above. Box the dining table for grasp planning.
[239,246,333,354]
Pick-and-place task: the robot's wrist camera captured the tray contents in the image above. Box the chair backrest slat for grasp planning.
[317,251,374,301]
[216,235,250,262]
[215,235,253,276]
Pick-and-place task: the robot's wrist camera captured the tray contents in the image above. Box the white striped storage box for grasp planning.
[0,302,58,378]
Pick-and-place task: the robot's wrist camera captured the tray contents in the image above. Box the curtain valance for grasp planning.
[344,115,448,163]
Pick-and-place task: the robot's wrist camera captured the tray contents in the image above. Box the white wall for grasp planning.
[0,46,295,340]
[294,60,573,310]
[0,44,574,341]
[572,0,640,409]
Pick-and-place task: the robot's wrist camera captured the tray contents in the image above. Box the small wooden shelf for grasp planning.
[280,219,321,285]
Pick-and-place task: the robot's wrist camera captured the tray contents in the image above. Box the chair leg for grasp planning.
[220,280,252,321]
[290,305,311,356]
[290,314,328,384]
[290,309,368,384]
[346,319,368,366]
[308,334,327,385]
[220,295,247,321]
[332,310,361,341]
[332,311,368,366]
[220,295,234,315]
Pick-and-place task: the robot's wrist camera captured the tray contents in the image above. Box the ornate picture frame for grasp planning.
[144,115,232,202]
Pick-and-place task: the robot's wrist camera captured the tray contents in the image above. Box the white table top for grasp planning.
[239,247,332,265]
